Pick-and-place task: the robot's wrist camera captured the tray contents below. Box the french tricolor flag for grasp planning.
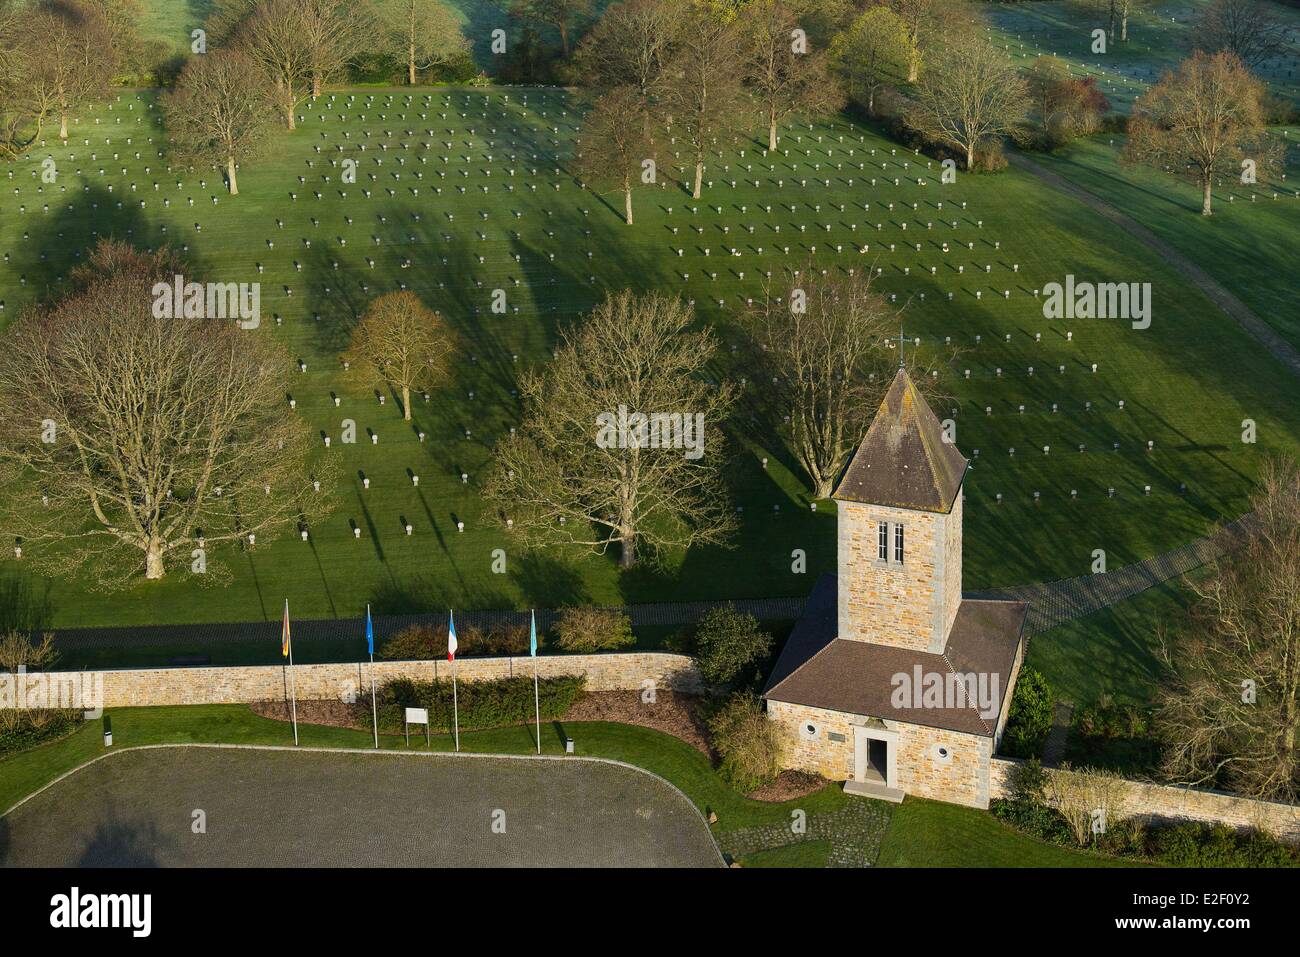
[447,610,458,662]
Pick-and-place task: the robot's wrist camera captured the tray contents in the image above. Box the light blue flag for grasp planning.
[529,610,537,657]
[365,604,375,657]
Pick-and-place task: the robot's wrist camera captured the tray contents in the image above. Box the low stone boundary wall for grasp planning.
[990,757,1300,842]
[89,653,702,709]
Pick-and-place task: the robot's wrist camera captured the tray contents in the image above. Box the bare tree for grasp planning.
[1125,51,1273,216]
[164,49,278,196]
[659,3,745,199]
[1113,0,1149,42]
[376,0,467,85]
[298,0,379,97]
[509,0,592,57]
[743,266,951,499]
[1194,0,1293,69]
[236,0,313,130]
[1155,457,1300,803]
[906,30,1028,170]
[1045,765,1131,847]
[831,4,909,116]
[24,0,114,140]
[206,0,260,43]
[345,291,456,420]
[0,631,60,734]
[574,86,655,224]
[0,242,333,585]
[571,0,677,97]
[0,1,32,156]
[483,291,737,570]
[889,0,969,83]
[740,0,843,150]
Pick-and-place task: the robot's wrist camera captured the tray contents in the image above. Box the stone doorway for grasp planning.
[846,723,903,802]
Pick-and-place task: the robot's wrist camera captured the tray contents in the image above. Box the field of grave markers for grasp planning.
[0,78,1295,629]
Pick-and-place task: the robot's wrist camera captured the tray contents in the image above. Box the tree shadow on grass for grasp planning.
[0,565,54,633]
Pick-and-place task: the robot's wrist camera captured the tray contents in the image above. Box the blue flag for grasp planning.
[365,604,375,657]
[529,609,537,657]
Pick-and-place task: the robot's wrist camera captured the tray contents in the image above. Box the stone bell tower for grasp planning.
[832,367,968,654]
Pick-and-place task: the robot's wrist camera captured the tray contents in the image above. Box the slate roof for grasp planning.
[833,366,968,513]
[763,575,1028,737]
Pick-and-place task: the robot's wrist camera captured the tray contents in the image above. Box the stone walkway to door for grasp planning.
[717,797,892,867]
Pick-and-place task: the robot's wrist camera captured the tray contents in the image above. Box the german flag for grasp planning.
[281,600,291,658]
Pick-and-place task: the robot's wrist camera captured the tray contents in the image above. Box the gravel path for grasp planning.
[1007,151,1300,378]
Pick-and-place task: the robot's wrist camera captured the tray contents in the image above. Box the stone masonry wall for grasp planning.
[989,758,1300,842]
[992,635,1025,749]
[767,700,858,780]
[90,653,702,709]
[942,491,963,643]
[896,722,990,808]
[767,699,992,808]
[837,501,945,652]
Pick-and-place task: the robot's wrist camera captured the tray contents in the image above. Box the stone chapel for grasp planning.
[763,365,1028,808]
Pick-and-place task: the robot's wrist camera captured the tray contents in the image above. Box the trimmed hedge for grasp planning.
[362,674,585,735]
[1151,822,1299,868]
[1000,665,1055,759]
[693,605,772,688]
[0,711,83,759]
[992,787,1300,867]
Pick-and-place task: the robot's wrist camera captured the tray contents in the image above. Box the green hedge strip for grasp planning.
[361,674,586,735]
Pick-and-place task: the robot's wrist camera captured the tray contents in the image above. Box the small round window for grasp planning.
[800,721,820,741]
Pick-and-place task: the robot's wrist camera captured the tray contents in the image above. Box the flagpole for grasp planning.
[369,652,378,749]
[531,609,541,754]
[368,606,379,750]
[533,655,541,755]
[286,600,299,747]
[451,655,460,753]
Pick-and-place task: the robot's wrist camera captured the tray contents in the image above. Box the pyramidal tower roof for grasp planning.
[833,367,968,513]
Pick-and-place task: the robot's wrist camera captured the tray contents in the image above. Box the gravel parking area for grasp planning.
[0,746,722,868]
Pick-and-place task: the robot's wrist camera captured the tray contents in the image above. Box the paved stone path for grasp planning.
[1007,151,1300,379]
[979,512,1255,636]
[718,796,892,868]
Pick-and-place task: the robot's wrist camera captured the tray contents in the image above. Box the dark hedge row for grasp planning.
[0,711,83,758]
[361,674,586,735]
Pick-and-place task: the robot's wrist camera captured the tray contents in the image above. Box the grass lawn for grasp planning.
[1027,577,1195,707]
[1029,133,1300,349]
[3,704,1182,866]
[0,703,848,834]
[875,795,1134,867]
[138,0,214,54]
[739,839,832,868]
[3,85,1296,633]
